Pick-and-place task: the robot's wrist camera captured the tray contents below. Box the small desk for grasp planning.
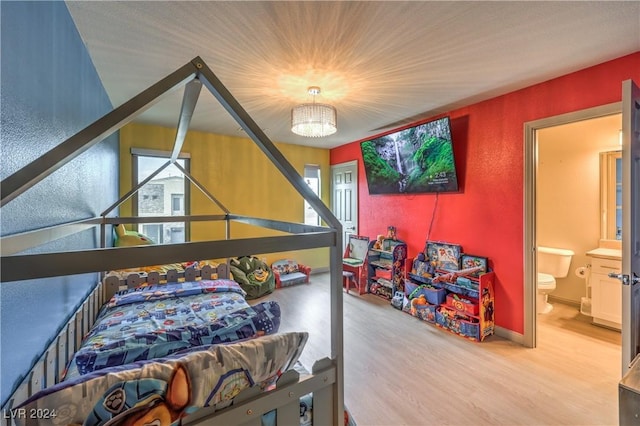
[342,235,369,294]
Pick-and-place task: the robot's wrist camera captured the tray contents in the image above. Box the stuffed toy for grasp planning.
[229,256,275,299]
[386,225,397,240]
[373,234,385,250]
[114,224,155,247]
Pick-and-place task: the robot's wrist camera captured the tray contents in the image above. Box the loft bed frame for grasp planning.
[0,57,345,425]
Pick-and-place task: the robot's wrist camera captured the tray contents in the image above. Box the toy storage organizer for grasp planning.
[367,239,407,300]
[402,241,495,342]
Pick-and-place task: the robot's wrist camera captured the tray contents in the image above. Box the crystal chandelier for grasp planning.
[291,86,337,137]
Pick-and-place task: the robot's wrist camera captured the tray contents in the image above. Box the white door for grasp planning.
[331,161,358,254]
[621,79,640,373]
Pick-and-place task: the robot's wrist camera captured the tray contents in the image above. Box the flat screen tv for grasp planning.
[360,116,459,194]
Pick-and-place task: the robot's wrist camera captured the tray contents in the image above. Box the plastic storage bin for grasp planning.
[404,279,419,296]
[413,303,437,323]
[416,286,447,305]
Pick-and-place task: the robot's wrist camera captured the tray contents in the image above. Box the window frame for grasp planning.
[131,148,191,242]
[303,164,321,226]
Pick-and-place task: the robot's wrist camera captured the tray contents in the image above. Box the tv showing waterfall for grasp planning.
[360,116,459,194]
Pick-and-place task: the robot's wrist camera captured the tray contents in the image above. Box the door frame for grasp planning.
[523,102,621,348]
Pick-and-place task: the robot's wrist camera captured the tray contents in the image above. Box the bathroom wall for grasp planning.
[537,113,621,304]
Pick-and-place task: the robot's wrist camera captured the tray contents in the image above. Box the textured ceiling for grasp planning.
[66,1,640,149]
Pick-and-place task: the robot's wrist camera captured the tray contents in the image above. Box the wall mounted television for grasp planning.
[360,116,459,194]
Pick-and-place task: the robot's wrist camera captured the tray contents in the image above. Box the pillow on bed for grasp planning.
[17,332,309,426]
[105,278,246,308]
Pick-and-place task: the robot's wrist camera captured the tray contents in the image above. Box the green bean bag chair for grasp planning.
[229,256,276,299]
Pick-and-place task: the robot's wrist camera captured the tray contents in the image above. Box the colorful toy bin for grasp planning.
[406,282,446,305]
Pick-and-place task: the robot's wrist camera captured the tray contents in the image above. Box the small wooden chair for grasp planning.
[343,270,357,293]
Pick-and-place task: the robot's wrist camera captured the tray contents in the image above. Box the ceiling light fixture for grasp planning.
[291,86,337,138]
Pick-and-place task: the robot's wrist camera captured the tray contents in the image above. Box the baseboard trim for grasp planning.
[311,266,329,275]
[495,325,524,345]
[548,295,580,308]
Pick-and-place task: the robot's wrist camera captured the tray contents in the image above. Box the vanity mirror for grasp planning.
[599,150,622,246]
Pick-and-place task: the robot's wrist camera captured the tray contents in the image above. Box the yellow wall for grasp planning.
[119,123,331,270]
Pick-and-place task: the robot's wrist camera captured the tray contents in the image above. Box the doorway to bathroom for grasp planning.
[536,113,622,317]
[538,111,622,360]
[524,103,623,381]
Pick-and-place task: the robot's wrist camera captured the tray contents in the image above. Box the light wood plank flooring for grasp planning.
[262,273,621,426]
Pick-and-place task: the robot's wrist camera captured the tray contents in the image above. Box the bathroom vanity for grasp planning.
[587,247,622,330]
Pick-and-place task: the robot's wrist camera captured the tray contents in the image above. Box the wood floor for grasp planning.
[262,272,622,426]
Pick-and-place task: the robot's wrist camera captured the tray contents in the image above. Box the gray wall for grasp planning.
[0,2,118,405]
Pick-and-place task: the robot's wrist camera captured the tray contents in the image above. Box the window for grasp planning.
[141,224,163,245]
[132,150,190,244]
[171,194,184,215]
[304,165,321,226]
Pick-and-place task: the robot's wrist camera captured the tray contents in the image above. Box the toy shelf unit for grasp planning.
[367,238,407,300]
[403,241,495,342]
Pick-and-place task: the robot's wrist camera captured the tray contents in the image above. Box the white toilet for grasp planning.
[537,246,574,314]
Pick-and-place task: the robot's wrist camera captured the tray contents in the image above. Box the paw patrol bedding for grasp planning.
[16,332,309,426]
[64,279,281,380]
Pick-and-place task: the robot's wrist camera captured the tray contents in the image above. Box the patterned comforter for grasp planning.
[65,279,281,379]
[14,279,355,426]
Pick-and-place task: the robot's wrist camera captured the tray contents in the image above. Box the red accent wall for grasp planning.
[330,52,640,334]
